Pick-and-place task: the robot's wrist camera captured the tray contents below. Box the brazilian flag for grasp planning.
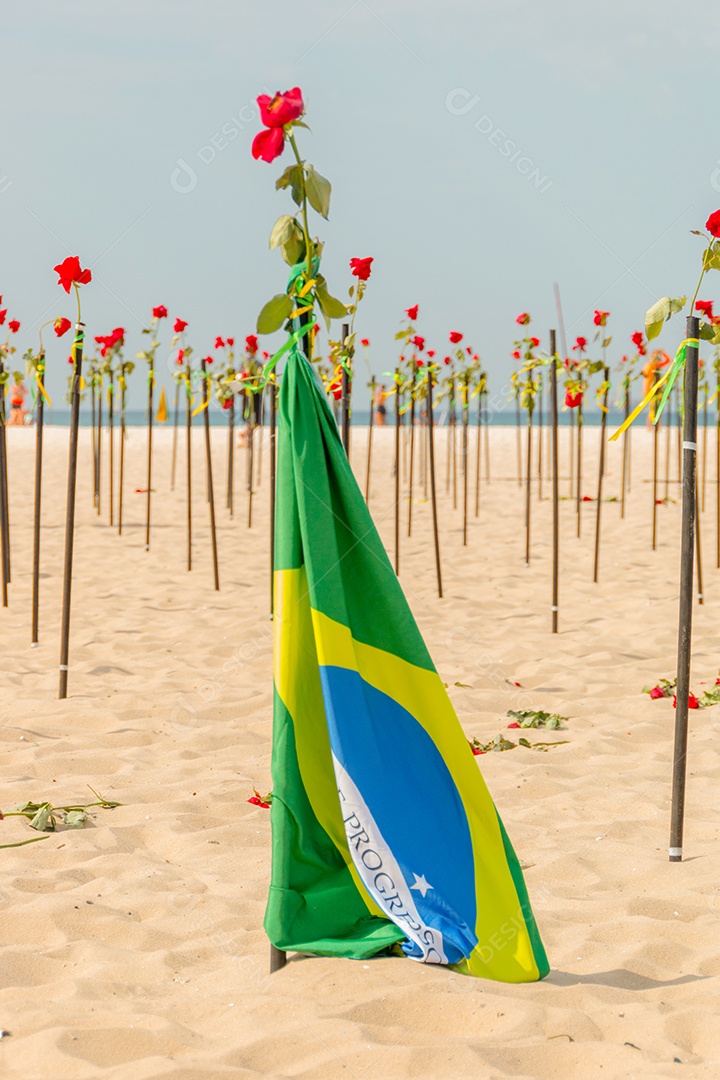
[265,343,549,982]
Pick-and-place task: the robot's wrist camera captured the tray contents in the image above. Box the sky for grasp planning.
[2,0,719,413]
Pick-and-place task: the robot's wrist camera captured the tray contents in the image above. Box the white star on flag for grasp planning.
[410,873,433,898]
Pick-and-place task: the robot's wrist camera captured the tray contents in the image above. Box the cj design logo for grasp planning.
[170,158,198,194]
[711,159,720,193]
[169,90,272,194]
[445,89,552,194]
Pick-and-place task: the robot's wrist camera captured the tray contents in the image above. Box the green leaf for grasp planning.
[645,296,686,341]
[29,803,55,832]
[275,163,303,206]
[703,241,720,272]
[315,278,347,321]
[269,214,296,249]
[256,294,293,335]
[63,810,88,829]
[280,225,306,267]
[305,166,331,219]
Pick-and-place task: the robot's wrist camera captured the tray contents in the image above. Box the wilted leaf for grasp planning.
[29,803,55,832]
[275,163,303,206]
[257,294,293,335]
[63,810,88,829]
[645,297,672,341]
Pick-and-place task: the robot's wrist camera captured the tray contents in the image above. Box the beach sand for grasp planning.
[1,418,719,1079]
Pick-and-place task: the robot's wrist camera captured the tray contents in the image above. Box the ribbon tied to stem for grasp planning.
[609,339,700,442]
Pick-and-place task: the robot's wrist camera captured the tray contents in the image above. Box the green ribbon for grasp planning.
[246,318,316,395]
[653,344,689,426]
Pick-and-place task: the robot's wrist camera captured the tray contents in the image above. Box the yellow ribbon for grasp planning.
[609,339,698,442]
[289,304,314,319]
[191,397,210,417]
[36,375,52,406]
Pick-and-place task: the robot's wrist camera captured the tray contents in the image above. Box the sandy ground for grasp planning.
[1,417,719,1079]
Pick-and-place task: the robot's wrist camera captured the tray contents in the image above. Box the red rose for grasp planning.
[673,694,700,709]
[226,337,234,347]
[349,256,373,281]
[695,300,714,319]
[174,318,188,333]
[411,335,425,351]
[203,355,213,365]
[257,87,304,128]
[443,356,451,365]
[565,390,583,408]
[252,127,285,163]
[8,320,20,333]
[529,336,540,347]
[706,210,720,237]
[110,326,124,346]
[215,336,225,349]
[0,309,6,324]
[245,335,259,355]
[426,349,435,357]
[405,305,419,321]
[573,336,587,352]
[152,305,168,319]
[631,330,644,348]
[416,359,424,367]
[175,349,184,366]
[593,310,610,326]
[507,722,520,729]
[516,312,530,325]
[449,331,463,344]
[247,795,271,808]
[222,397,233,410]
[512,350,521,360]
[54,317,72,337]
[648,686,665,699]
[54,255,92,293]
[360,338,370,347]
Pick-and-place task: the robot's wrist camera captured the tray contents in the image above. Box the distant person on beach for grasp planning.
[375,384,387,426]
[7,374,28,426]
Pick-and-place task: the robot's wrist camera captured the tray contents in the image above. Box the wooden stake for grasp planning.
[365,376,375,504]
[576,401,583,538]
[227,395,235,519]
[669,317,699,862]
[0,350,9,606]
[247,388,254,529]
[58,324,84,699]
[524,370,533,566]
[201,358,219,591]
[593,366,610,582]
[394,367,400,576]
[550,331,559,633]
[186,363,192,570]
[171,379,179,491]
[341,322,350,458]
[118,376,126,536]
[427,367,443,598]
[145,364,154,550]
[31,352,45,642]
[407,370,416,538]
[108,369,114,527]
[621,388,630,519]
[652,381,660,552]
[269,380,276,617]
[474,391,481,518]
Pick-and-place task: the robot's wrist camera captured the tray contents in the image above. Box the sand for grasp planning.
[0,417,719,1079]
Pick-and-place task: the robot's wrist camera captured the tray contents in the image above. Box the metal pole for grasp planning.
[669,317,699,862]
[58,324,84,699]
